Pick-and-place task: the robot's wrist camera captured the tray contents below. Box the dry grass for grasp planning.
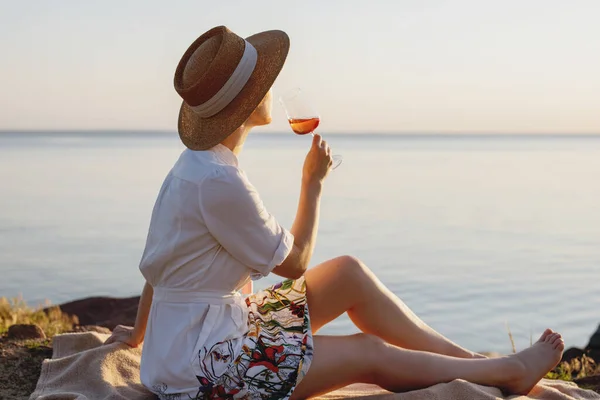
[0,296,77,338]
[0,297,76,399]
[547,355,599,382]
[505,321,517,354]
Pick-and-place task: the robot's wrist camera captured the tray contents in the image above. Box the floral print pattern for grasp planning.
[172,277,313,400]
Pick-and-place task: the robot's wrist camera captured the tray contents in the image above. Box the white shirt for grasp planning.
[138,144,294,395]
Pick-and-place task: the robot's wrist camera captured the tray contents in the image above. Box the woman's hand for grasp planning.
[103,325,143,348]
[302,134,332,185]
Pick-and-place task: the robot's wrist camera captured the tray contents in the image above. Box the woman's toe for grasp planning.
[541,328,553,340]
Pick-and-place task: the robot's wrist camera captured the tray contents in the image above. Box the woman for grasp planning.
[104,26,564,399]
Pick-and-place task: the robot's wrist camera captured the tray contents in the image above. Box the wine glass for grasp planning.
[278,88,343,169]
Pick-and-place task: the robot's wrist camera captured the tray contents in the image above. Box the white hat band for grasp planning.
[190,40,258,118]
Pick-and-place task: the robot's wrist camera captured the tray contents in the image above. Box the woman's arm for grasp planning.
[131,281,153,343]
[272,181,322,279]
[241,280,253,295]
[273,134,331,279]
[103,280,153,347]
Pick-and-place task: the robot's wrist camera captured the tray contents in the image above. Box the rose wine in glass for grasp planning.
[279,88,343,169]
[289,117,320,135]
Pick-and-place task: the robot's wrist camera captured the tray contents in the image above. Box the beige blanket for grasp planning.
[30,332,600,400]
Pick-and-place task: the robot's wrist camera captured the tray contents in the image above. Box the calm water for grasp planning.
[1,131,599,353]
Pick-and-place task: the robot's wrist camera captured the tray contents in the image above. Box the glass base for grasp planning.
[332,155,343,170]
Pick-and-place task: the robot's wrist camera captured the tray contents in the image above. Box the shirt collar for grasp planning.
[209,144,239,167]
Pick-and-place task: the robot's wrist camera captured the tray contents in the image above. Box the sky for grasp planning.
[0,0,599,134]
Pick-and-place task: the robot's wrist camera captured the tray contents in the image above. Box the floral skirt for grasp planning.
[191,277,313,400]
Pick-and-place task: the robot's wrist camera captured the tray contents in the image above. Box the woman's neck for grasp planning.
[220,123,252,156]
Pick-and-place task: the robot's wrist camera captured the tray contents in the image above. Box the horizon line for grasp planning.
[1,129,600,136]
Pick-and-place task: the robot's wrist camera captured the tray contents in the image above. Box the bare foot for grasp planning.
[501,329,564,395]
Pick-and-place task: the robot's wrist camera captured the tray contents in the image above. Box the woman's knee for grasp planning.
[354,333,388,384]
[306,255,374,301]
[334,255,370,278]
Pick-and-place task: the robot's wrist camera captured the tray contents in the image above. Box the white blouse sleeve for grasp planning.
[198,165,294,279]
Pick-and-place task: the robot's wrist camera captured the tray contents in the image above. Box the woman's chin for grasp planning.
[256,117,272,127]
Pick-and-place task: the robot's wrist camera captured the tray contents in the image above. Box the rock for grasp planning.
[562,347,586,363]
[588,348,600,365]
[72,325,112,334]
[7,324,46,340]
[573,374,600,391]
[587,324,600,350]
[46,296,140,330]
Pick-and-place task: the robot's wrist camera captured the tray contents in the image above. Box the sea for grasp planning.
[0,131,598,354]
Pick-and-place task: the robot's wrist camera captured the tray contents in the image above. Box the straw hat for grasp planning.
[174,26,290,150]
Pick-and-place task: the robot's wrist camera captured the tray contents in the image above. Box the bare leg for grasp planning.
[304,255,482,359]
[290,331,564,399]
